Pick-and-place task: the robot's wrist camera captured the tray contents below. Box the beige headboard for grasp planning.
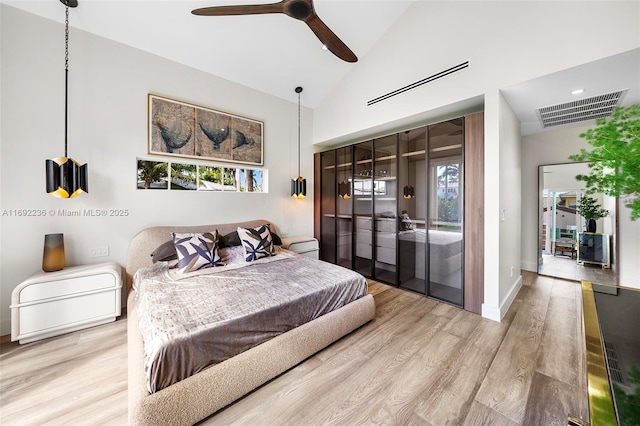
[125,219,272,293]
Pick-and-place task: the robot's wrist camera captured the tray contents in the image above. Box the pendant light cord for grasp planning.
[64,5,70,158]
[297,89,301,178]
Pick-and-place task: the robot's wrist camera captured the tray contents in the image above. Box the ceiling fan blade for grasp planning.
[192,2,284,16]
[305,14,357,63]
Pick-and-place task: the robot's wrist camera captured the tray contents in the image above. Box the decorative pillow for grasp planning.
[172,231,223,273]
[218,230,241,248]
[237,225,274,261]
[271,231,283,246]
[150,240,177,263]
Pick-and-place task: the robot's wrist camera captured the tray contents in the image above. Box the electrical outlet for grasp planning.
[89,245,109,257]
[510,266,514,278]
[280,227,289,236]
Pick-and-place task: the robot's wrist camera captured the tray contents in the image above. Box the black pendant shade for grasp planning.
[291,86,306,199]
[338,180,351,199]
[291,176,307,199]
[46,157,88,198]
[46,0,88,199]
[403,185,415,200]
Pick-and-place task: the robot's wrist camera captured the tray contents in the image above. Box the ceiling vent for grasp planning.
[536,89,627,128]
[367,61,469,106]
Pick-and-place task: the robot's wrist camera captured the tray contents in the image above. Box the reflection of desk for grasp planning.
[553,238,575,258]
[577,233,610,268]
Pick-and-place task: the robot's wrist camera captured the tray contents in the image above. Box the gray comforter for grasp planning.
[133,247,368,393]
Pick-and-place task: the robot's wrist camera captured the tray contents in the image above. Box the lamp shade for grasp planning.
[46,157,88,198]
[291,176,306,199]
[338,180,351,199]
[403,185,415,200]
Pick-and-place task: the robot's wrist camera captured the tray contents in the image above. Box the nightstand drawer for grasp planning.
[19,273,117,303]
[19,290,118,335]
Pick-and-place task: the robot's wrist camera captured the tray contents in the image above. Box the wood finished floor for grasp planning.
[0,272,588,425]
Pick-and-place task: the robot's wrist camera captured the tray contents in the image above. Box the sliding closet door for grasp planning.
[336,146,353,269]
[373,134,398,284]
[398,128,428,294]
[320,150,336,263]
[427,118,464,306]
[353,141,374,277]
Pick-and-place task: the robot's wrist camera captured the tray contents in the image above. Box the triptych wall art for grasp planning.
[148,94,264,166]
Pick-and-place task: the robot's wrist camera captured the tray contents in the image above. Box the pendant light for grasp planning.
[338,180,351,199]
[46,0,88,199]
[403,132,414,200]
[291,86,306,199]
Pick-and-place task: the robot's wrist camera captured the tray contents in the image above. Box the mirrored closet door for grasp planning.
[427,118,464,306]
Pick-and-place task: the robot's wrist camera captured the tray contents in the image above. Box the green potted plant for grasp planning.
[569,104,640,221]
[575,195,608,233]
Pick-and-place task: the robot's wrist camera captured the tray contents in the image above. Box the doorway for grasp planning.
[538,163,618,284]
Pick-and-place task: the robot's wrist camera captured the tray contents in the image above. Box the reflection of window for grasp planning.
[430,157,463,226]
[137,158,267,193]
[353,179,386,196]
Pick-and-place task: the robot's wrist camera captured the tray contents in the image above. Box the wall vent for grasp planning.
[604,341,626,385]
[536,89,627,128]
[367,61,469,106]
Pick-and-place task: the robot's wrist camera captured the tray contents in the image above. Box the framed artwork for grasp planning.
[148,94,263,166]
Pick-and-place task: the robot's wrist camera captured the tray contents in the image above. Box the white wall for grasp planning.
[0,6,315,335]
[521,125,640,288]
[315,1,640,319]
[495,93,522,319]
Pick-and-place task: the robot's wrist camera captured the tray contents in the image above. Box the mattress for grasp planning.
[132,247,368,393]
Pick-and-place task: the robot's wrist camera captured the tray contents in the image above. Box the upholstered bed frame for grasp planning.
[126,219,376,425]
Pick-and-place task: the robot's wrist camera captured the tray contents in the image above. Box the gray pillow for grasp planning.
[150,240,177,263]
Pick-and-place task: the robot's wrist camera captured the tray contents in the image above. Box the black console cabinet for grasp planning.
[577,232,610,268]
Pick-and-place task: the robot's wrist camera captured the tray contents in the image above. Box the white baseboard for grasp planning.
[500,275,523,319]
[481,274,523,322]
[481,303,501,322]
[521,261,537,272]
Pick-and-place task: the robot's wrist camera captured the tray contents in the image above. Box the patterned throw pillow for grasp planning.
[172,231,223,273]
[237,225,274,262]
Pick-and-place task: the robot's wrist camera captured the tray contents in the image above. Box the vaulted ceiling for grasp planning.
[4,1,639,135]
[4,0,413,108]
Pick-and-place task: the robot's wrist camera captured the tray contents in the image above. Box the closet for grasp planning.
[314,112,484,313]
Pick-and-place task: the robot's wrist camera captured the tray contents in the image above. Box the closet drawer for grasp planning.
[356,216,372,231]
[376,218,396,233]
[376,232,397,249]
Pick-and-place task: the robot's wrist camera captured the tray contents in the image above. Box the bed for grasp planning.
[126,219,375,425]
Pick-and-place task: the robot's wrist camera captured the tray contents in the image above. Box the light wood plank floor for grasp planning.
[0,272,588,425]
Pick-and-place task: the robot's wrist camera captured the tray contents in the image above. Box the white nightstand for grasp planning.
[10,262,122,344]
[281,236,319,259]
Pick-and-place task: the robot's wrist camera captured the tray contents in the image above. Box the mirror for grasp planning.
[538,163,617,283]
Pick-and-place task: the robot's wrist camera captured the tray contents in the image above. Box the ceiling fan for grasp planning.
[191,0,358,63]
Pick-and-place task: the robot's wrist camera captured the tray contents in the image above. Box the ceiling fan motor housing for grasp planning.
[288,0,313,20]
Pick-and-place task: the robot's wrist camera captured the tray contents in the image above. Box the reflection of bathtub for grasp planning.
[355,217,463,288]
[399,229,462,288]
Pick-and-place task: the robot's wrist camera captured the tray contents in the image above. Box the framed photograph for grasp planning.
[148,94,263,166]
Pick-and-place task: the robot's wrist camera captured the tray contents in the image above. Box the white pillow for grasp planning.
[237,225,274,262]
[172,231,223,273]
